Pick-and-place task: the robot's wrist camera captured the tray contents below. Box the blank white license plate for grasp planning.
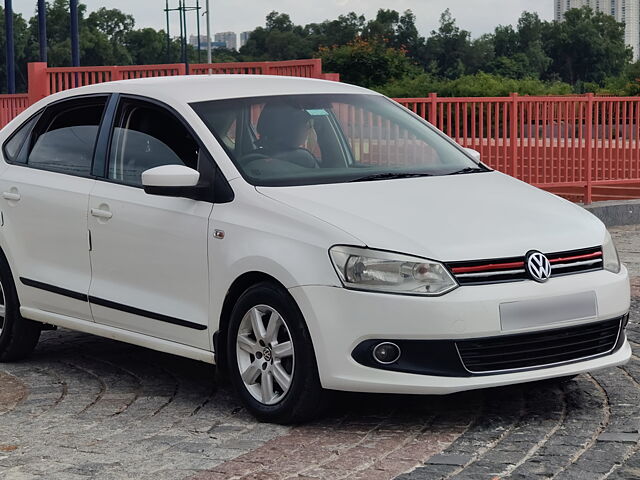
[500,291,598,331]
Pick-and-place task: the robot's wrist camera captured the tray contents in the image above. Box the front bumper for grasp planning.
[288,266,631,394]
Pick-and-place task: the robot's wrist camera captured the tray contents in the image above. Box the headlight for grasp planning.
[329,246,458,296]
[602,231,621,274]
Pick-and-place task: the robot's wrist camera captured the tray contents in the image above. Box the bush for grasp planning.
[375,72,573,97]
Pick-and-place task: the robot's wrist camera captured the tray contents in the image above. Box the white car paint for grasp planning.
[256,172,605,261]
[0,75,630,397]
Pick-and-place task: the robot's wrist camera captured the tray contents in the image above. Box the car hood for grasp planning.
[255,171,605,262]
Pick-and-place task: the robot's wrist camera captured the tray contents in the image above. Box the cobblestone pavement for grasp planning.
[0,225,638,480]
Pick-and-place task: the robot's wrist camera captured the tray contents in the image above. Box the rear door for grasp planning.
[87,97,213,349]
[0,96,108,321]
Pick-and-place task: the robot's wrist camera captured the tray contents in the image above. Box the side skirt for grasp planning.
[21,307,216,364]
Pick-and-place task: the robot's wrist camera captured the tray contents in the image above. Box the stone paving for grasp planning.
[0,225,638,480]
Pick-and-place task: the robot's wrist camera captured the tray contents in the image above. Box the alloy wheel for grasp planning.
[235,304,295,405]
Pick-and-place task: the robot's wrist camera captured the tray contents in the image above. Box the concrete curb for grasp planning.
[582,199,640,227]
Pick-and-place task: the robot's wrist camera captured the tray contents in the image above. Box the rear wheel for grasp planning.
[0,258,41,361]
[227,282,327,424]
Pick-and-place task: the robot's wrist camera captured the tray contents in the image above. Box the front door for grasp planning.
[88,97,212,348]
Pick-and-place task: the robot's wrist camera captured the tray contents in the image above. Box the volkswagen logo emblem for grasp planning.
[526,251,552,283]
[263,347,272,362]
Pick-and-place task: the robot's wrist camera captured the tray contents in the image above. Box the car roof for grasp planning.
[46,75,377,104]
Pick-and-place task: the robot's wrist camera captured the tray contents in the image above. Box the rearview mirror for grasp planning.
[464,148,481,162]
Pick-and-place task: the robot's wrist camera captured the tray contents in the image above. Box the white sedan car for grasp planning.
[0,76,630,423]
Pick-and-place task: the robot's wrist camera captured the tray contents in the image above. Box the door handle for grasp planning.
[2,192,20,201]
[90,208,113,220]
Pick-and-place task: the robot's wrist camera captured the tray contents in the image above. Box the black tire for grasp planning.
[0,256,41,362]
[227,281,328,424]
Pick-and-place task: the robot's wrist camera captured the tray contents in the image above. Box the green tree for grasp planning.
[318,38,419,88]
[304,13,364,49]
[124,28,182,65]
[489,13,551,79]
[544,7,631,83]
[0,6,30,93]
[240,11,312,60]
[421,10,472,79]
[306,13,363,46]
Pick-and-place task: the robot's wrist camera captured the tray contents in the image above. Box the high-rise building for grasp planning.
[188,35,225,51]
[188,35,208,47]
[555,0,614,20]
[615,0,640,58]
[554,0,639,59]
[214,31,237,50]
[240,31,252,48]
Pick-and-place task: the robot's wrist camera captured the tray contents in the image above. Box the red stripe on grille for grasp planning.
[451,261,525,274]
[549,251,602,264]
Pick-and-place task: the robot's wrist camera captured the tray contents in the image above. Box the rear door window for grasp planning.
[25,97,107,176]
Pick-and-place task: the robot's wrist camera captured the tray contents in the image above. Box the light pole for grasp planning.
[4,0,15,93]
[206,0,212,65]
[38,0,47,63]
[164,1,202,73]
[70,0,80,67]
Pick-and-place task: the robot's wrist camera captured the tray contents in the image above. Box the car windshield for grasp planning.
[191,93,487,187]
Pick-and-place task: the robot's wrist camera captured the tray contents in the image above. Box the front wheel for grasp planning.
[227,282,328,423]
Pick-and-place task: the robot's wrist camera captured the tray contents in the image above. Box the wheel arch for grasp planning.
[214,271,291,371]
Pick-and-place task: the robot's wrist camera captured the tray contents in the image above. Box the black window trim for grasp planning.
[2,93,112,180]
[2,92,234,203]
[2,110,43,165]
[96,93,234,204]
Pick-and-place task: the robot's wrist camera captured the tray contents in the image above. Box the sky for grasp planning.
[15,1,554,40]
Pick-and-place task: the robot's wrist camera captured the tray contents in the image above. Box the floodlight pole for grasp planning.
[4,0,15,93]
[70,0,80,66]
[206,0,212,65]
[165,1,201,72]
[180,0,189,73]
[165,0,171,62]
[38,0,47,63]
[196,0,201,63]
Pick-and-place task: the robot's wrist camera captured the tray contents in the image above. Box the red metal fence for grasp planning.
[2,61,639,202]
[0,94,29,128]
[397,93,640,203]
[27,59,331,104]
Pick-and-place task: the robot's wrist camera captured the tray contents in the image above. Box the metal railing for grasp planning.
[2,61,639,202]
[396,93,640,203]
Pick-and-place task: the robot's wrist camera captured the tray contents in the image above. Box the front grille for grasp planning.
[456,318,621,373]
[447,246,603,286]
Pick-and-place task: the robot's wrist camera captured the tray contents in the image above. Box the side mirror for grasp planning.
[142,165,200,188]
[464,148,481,162]
[142,165,204,199]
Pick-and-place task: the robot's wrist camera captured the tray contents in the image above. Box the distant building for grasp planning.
[240,31,252,48]
[554,0,613,19]
[188,34,227,51]
[214,31,237,50]
[554,0,640,59]
[188,34,208,48]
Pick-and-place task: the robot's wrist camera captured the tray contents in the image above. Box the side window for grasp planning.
[108,99,199,186]
[27,99,106,176]
[3,114,41,164]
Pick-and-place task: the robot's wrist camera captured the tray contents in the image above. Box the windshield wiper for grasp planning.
[443,167,487,176]
[349,172,435,183]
